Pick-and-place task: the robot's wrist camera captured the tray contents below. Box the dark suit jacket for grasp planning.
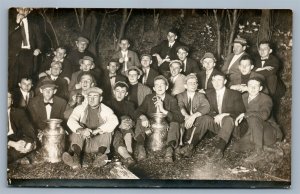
[39,56,73,80]
[112,50,141,74]
[177,91,210,115]
[182,58,200,75]
[139,68,160,88]
[8,107,36,143]
[68,69,101,92]
[221,52,248,80]
[151,40,185,73]
[134,93,184,123]
[28,95,67,130]
[102,71,128,102]
[12,88,34,109]
[206,88,245,120]
[197,69,221,90]
[66,49,97,72]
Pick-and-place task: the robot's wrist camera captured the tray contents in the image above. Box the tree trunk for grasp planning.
[115,9,133,51]
[80,8,85,32]
[257,10,272,46]
[226,10,241,57]
[213,10,224,62]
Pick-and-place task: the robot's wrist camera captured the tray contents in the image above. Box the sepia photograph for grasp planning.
[7,8,292,188]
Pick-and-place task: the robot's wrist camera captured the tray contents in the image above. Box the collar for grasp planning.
[20,89,29,97]
[248,93,259,101]
[171,74,179,80]
[261,57,269,61]
[234,52,244,58]
[187,91,195,99]
[169,41,175,47]
[206,69,214,75]
[44,99,53,103]
[156,93,166,101]
[216,87,226,95]
[51,75,58,80]
[121,50,128,54]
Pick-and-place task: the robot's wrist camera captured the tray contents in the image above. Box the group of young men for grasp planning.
[8,9,284,169]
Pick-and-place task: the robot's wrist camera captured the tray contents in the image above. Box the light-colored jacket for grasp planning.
[67,103,119,133]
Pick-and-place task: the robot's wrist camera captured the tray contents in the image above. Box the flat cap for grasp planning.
[77,36,89,44]
[86,87,103,95]
[40,79,58,89]
[233,36,247,46]
[185,73,198,83]
[79,56,95,66]
[200,52,216,63]
[125,66,143,76]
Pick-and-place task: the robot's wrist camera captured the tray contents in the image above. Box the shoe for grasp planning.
[62,152,81,169]
[210,148,223,162]
[123,157,135,167]
[17,157,31,165]
[92,154,108,168]
[136,145,146,161]
[181,144,194,158]
[244,150,265,163]
[164,147,174,163]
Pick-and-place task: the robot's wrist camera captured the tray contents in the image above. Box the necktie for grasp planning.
[217,93,222,114]
[183,61,186,73]
[44,102,53,106]
[187,97,192,115]
[20,22,28,46]
[143,69,148,84]
[205,74,209,89]
[25,94,29,105]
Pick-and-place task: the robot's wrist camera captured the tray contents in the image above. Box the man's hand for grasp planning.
[230,85,242,91]
[119,57,125,63]
[256,66,274,72]
[14,140,27,153]
[75,83,82,89]
[140,115,149,128]
[235,113,245,126]
[77,128,92,138]
[33,49,41,56]
[214,113,230,126]
[185,114,196,129]
[152,54,163,66]
[240,85,248,93]
[16,14,25,24]
[154,98,168,114]
[92,128,105,136]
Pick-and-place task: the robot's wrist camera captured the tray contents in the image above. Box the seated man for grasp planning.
[64,72,96,120]
[151,28,185,77]
[134,75,184,162]
[63,87,119,169]
[197,52,222,91]
[234,77,283,162]
[139,54,159,88]
[112,38,141,75]
[176,74,211,158]
[169,60,186,96]
[228,55,268,94]
[8,91,36,164]
[35,61,69,101]
[176,45,200,75]
[106,81,136,166]
[12,77,34,110]
[126,66,152,108]
[205,72,246,161]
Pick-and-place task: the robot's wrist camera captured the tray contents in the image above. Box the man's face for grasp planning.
[8,92,12,109]
[50,64,62,76]
[18,79,33,92]
[113,86,128,102]
[76,41,88,52]
[239,59,253,75]
[16,8,30,16]
[258,44,272,59]
[247,80,262,96]
[107,62,118,74]
[141,56,152,68]
[40,87,56,101]
[127,70,139,84]
[170,62,182,77]
[167,32,177,43]
[212,75,226,90]
[177,48,188,61]
[54,48,66,60]
[153,79,168,95]
[80,75,94,91]
[233,43,246,55]
[202,58,215,71]
[185,78,198,92]
[80,60,93,71]
[119,40,130,51]
[87,92,102,108]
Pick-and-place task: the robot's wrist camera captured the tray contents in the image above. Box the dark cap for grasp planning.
[200,52,216,63]
[40,79,58,89]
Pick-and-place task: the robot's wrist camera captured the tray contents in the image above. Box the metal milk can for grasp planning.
[42,119,65,163]
[147,96,168,151]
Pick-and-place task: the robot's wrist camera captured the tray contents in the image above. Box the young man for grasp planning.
[102,59,127,102]
[134,75,184,162]
[176,46,200,75]
[234,77,283,162]
[68,56,99,92]
[112,38,141,75]
[221,37,249,82]
[64,72,96,120]
[169,60,186,96]
[197,52,222,91]
[28,79,67,132]
[8,91,37,164]
[35,61,69,101]
[106,81,136,166]
[176,74,211,158]
[151,28,185,77]
[64,87,119,169]
[12,77,35,109]
[139,54,159,88]
[126,66,152,108]
[229,55,267,94]
[204,72,246,161]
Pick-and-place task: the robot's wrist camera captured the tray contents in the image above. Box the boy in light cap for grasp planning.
[64,87,119,169]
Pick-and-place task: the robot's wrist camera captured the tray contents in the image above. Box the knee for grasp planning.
[222,116,234,126]
[194,115,211,126]
[246,116,263,125]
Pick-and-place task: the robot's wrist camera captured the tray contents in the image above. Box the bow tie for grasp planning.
[44,102,53,106]
[261,58,268,61]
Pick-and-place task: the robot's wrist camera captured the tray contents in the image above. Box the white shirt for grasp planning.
[227,52,244,72]
[216,87,226,114]
[44,99,53,120]
[169,42,175,48]
[205,69,214,89]
[171,74,179,83]
[21,17,31,49]
[142,68,149,84]
[183,59,187,72]
[7,108,14,135]
[20,89,30,102]
[187,91,195,114]
[50,75,58,81]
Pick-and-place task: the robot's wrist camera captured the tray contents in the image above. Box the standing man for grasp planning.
[63,87,119,169]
